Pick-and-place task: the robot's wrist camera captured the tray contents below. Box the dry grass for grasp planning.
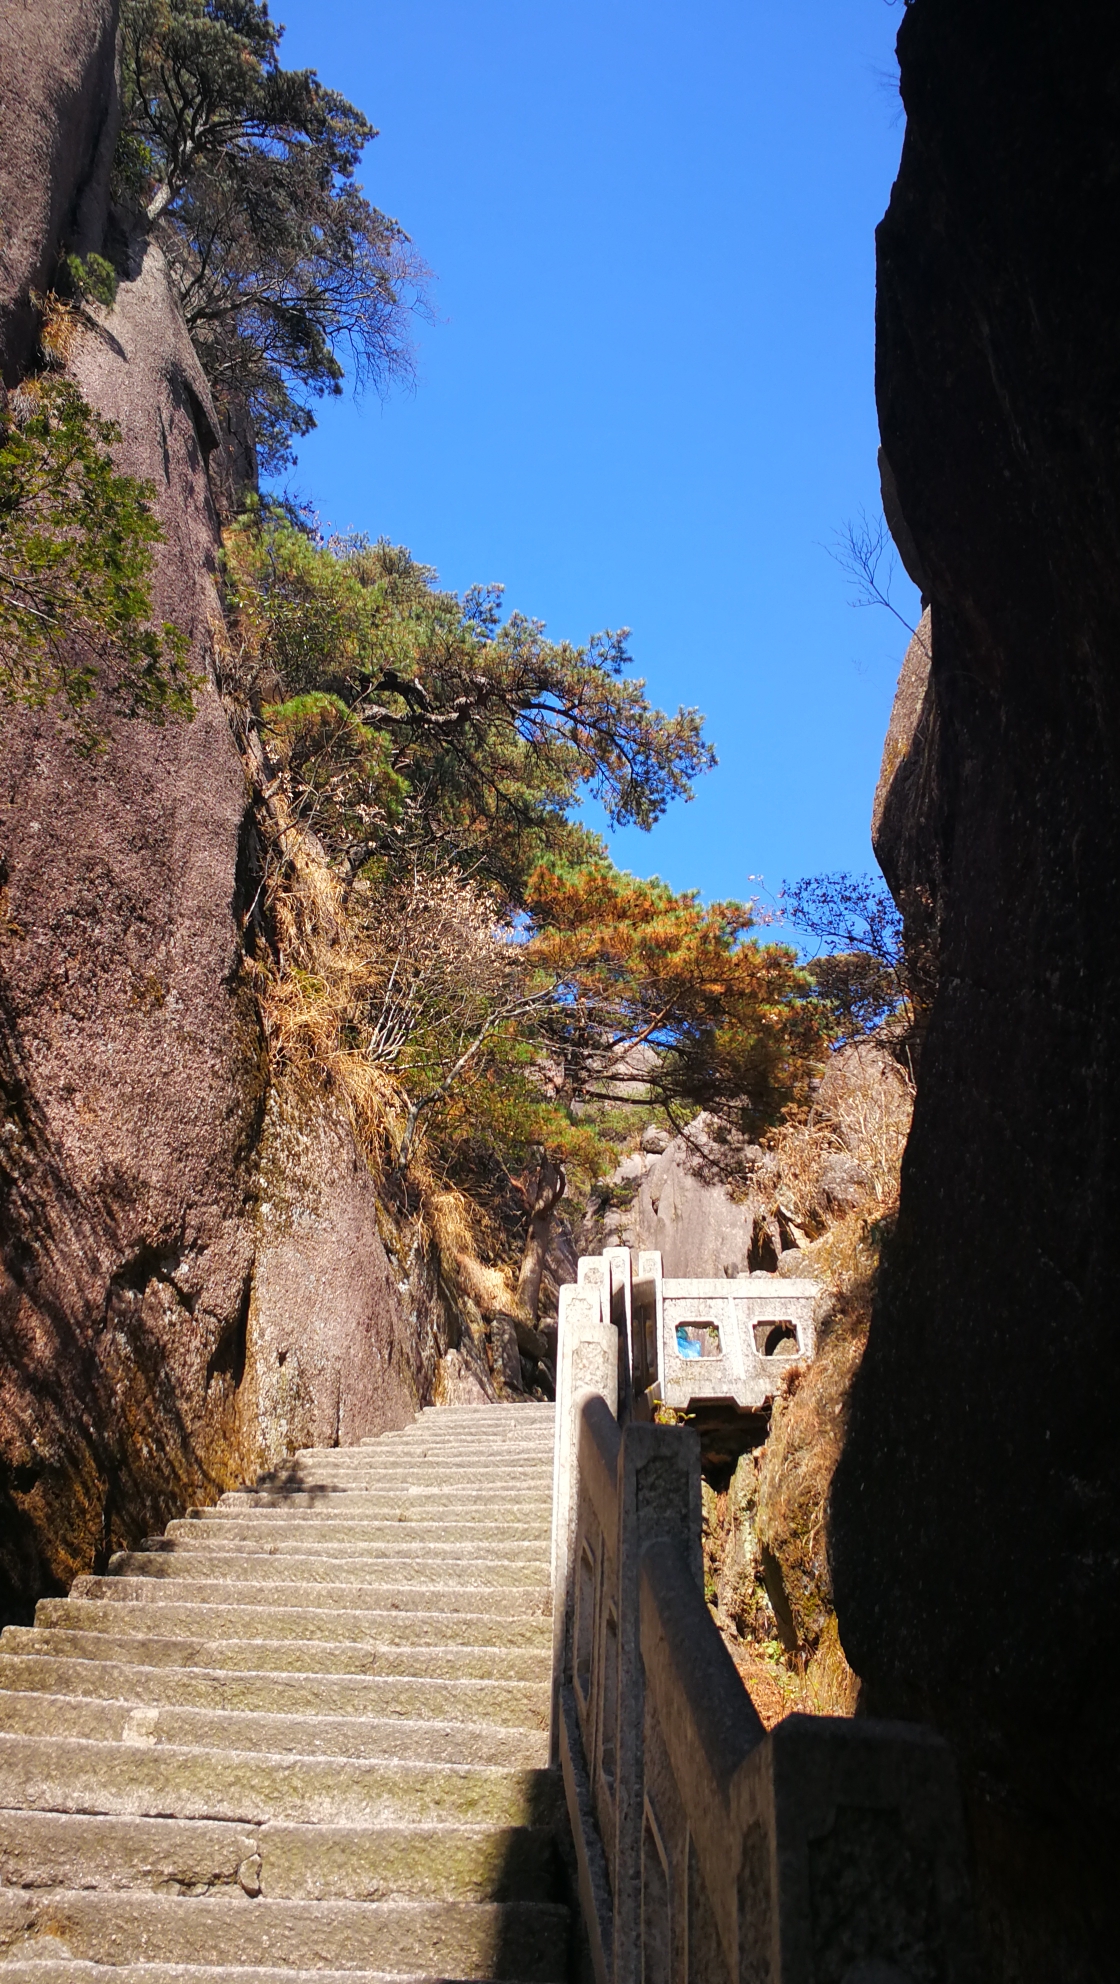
[35,293,84,368]
[766,1116,845,1232]
[757,1038,914,1245]
[245,792,520,1325]
[704,1037,911,1723]
[820,1039,914,1202]
[419,1179,519,1317]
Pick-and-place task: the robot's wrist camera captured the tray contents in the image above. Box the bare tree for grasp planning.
[515,1154,567,1321]
[831,509,929,658]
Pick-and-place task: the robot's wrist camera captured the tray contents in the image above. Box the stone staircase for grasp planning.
[0,1403,568,1983]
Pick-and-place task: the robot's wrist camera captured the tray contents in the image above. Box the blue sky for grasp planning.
[272,0,917,916]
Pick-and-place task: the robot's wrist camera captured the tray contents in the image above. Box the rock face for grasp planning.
[829,5,1120,1974]
[0,0,119,379]
[248,1092,422,1461]
[597,1124,764,1279]
[870,609,941,1029]
[0,14,416,1625]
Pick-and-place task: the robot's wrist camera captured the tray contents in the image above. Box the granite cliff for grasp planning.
[0,1,422,1624]
[830,3,1120,1975]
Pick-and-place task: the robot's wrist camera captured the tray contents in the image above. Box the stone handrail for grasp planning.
[550,1255,977,1984]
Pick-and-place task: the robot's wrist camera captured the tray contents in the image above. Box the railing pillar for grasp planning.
[612,1420,701,1984]
[550,1278,618,1762]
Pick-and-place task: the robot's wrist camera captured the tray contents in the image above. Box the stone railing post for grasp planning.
[603,1245,635,1419]
[550,1275,618,1762]
[611,1419,701,1984]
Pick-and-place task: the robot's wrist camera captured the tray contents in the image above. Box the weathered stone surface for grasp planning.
[0,237,264,1618]
[606,1125,760,1279]
[870,609,942,1029]
[0,0,119,379]
[247,1091,418,1463]
[431,1347,493,1406]
[809,1153,871,1223]
[489,1313,523,1395]
[830,4,1120,1973]
[0,47,417,1617]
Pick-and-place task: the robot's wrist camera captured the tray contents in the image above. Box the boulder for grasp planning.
[248,1090,421,1461]
[612,1125,761,1279]
[811,1154,872,1222]
[512,1317,549,1363]
[432,1348,493,1407]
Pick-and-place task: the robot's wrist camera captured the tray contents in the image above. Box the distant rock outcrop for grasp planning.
[597,1123,764,1279]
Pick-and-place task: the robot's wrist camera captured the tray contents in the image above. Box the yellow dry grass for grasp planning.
[247,791,520,1319]
[36,293,84,367]
[706,1037,912,1725]
[763,1037,913,1241]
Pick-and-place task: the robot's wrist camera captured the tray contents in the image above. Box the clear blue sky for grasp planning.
[272,0,917,913]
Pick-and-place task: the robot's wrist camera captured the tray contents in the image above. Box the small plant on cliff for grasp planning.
[117,0,427,468]
[0,376,193,725]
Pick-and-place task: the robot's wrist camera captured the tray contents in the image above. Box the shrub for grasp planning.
[0,375,194,727]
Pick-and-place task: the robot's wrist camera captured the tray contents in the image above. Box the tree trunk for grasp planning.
[515,1154,566,1321]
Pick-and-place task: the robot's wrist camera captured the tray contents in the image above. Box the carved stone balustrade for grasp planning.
[550,1254,977,1984]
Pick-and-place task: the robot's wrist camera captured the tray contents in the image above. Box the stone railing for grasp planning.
[623,1250,820,1415]
[551,1251,976,1984]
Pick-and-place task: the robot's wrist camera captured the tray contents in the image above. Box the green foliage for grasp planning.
[0,376,194,725]
[61,253,119,307]
[224,506,714,899]
[780,872,911,1042]
[527,863,833,1139]
[118,0,426,467]
[232,505,831,1252]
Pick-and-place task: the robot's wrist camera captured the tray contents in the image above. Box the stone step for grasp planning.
[253,1452,551,1468]
[0,1967,491,1984]
[169,1517,551,1546]
[242,1484,551,1491]
[0,1888,568,1979]
[0,1691,548,1768]
[255,1469,554,1485]
[70,1576,551,1617]
[362,1452,555,1468]
[283,1441,554,1457]
[0,1733,562,1828]
[416,1407,555,1419]
[0,1656,547,1730]
[32,1599,552,1651]
[108,1549,549,1587]
[218,1491,553,1512]
[0,1629,549,1684]
[326,1433,555,1449]
[0,1808,560,1903]
[221,1477,553,1494]
[246,1471,552,1489]
[418,1404,556,1413]
[364,1454,552,1469]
